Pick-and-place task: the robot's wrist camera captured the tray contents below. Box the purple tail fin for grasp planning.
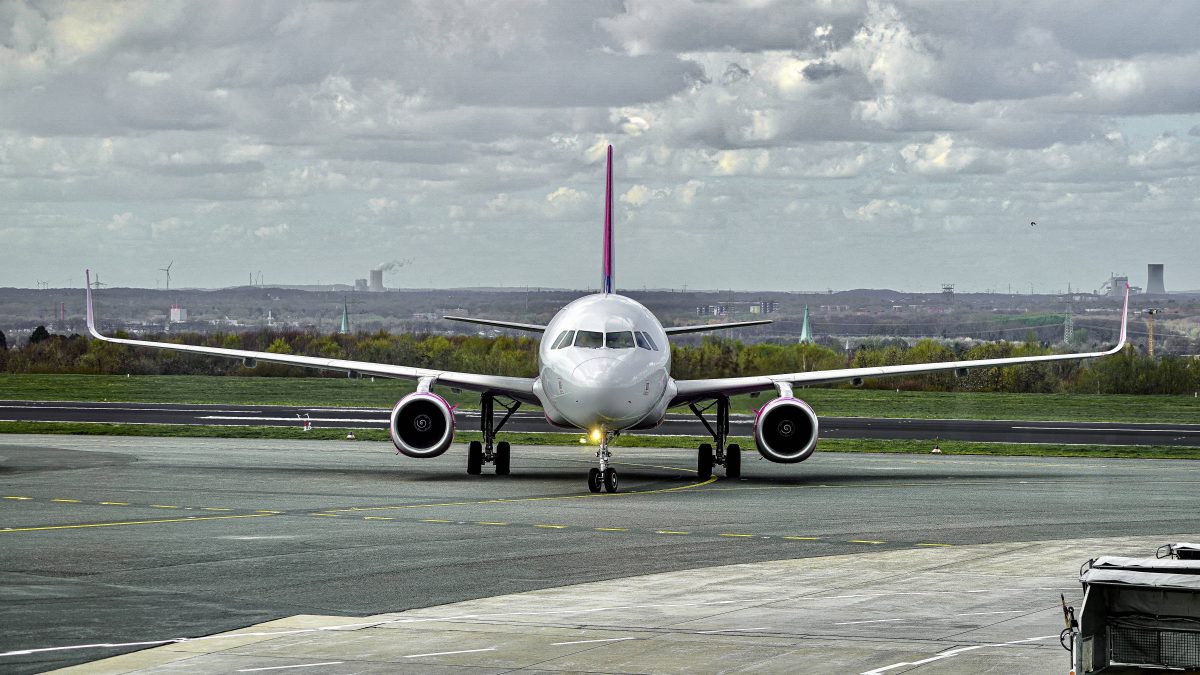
[602,145,614,294]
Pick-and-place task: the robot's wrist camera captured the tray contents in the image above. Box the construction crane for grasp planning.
[1144,308,1161,357]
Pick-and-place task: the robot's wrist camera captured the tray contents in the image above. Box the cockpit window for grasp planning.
[636,331,659,351]
[605,331,635,349]
[551,330,575,349]
[634,331,651,350]
[574,330,603,348]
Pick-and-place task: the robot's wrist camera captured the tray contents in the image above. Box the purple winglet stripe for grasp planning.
[603,145,613,294]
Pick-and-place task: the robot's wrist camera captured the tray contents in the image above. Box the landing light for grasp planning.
[590,428,602,442]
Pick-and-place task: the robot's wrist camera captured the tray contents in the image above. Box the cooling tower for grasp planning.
[1147,264,1166,295]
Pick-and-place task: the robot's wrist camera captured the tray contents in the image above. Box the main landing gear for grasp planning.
[467,393,520,476]
[587,431,620,494]
[688,396,741,480]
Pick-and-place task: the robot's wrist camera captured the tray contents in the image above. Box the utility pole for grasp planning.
[1063,301,1074,344]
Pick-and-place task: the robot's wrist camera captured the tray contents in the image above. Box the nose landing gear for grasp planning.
[689,396,740,479]
[587,431,620,493]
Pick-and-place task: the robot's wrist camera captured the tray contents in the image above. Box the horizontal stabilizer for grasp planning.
[664,319,772,336]
[443,316,547,333]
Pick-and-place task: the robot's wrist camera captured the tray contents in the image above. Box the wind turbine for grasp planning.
[159,261,174,291]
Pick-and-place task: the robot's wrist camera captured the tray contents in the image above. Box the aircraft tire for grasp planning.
[495,441,511,475]
[603,467,619,493]
[726,443,741,478]
[467,441,483,475]
[587,468,602,493]
[698,443,713,480]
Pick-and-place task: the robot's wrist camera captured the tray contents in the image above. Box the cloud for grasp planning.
[1,1,1199,291]
[253,223,289,239]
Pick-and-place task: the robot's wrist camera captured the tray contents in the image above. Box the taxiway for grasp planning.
[3,434,1200,672]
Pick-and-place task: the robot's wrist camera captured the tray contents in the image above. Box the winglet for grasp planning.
[602,144,614,294]
[84,270,102,339]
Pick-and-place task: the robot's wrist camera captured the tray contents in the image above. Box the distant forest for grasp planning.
[2,327,1197,395]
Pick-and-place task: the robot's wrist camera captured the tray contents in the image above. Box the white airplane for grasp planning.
[85,146,1130,493]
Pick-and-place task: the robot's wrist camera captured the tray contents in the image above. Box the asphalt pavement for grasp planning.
[3,399,1199,446]
[3,434,1200,672]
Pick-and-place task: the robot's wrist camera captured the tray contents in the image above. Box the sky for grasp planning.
[2,1,1198,293]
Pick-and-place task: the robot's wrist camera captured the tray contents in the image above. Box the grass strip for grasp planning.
[3,421,1199,460]
[1,374,1197,423]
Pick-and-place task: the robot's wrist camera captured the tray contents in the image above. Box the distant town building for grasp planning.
[169,304,187,323]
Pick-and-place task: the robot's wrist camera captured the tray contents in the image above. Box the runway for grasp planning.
[3,399,1200,446]
[3,434,1200,673]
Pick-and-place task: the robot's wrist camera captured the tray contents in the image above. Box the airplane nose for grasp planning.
[568,357,639,423]
[572,357,618,386]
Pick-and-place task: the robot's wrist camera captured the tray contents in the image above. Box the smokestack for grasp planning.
[1147,264,1165,295]
[369,269,384,292]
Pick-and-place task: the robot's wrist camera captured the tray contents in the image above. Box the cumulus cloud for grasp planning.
[1,1,1198,291]
[253,223,289,239]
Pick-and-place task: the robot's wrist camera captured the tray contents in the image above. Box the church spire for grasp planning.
[799,305,813,344]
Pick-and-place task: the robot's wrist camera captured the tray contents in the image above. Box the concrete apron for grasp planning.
[51,533,1195,675]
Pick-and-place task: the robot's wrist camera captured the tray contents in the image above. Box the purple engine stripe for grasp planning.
[603,145,613,293]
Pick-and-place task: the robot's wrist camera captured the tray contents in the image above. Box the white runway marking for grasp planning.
[550,637,637,646]
[860,635,1058,674]
[0,405,261,413]
[1012,425,1200,434]
[199,416,387,423]
[403,647,495,659]
[0,599,744,658]
[237,662,344,672]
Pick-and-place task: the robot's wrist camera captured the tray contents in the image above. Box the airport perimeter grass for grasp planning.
[2,420,1198,460]
[1,373,1198,423]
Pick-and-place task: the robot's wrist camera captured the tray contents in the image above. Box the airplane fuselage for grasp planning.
[532,293,676,433]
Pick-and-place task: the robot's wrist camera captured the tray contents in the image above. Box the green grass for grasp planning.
[1,373,1198,423]
[3,420,1199,460]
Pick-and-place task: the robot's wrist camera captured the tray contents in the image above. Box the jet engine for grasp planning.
[754,397,819,463]
[389,392,454,458]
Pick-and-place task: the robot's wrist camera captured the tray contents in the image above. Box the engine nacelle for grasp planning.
[754,397,819,463]
[389,392,454,458]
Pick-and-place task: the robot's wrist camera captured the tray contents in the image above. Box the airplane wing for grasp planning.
[672,286,1130,405]
[442,316,546,333]
[664,319,772,335]
[85,272,538,404]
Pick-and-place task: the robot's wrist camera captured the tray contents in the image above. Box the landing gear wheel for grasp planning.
[603,467,619,493]
[587,468,602,493]
[697,443,713,480]
[467,441,483,475]
[495,441,511,475]
[725,443,741,478]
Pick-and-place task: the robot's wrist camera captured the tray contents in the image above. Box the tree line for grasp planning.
[2,327,1198,395]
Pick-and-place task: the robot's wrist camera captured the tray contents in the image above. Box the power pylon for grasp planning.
[1144,308,1161,357]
